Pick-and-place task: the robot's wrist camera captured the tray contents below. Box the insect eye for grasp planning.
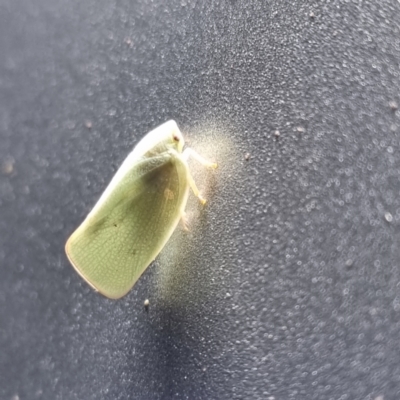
[172,134,180,142]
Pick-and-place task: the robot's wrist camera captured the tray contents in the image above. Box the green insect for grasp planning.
[65,120,217,299]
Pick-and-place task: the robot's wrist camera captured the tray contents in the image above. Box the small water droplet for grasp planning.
[384,212,393,222]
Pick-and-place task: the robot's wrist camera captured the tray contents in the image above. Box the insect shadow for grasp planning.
[154,208,222,397]
[131,172,223,397]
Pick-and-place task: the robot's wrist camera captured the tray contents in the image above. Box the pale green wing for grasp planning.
[66,151,189,299]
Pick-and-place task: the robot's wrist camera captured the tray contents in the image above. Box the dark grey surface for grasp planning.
[1,0,400,399]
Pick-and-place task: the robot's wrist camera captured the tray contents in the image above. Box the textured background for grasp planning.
[1,0,400,399]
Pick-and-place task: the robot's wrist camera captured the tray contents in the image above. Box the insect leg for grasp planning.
[182,148,218,169]
[186,171,207,205]
[182,147,217,205]
[180,211,190,231]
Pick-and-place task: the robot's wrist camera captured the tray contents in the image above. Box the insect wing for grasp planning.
[66,151,189,299]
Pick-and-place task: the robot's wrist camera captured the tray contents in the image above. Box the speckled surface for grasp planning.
[1,1,400,399]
